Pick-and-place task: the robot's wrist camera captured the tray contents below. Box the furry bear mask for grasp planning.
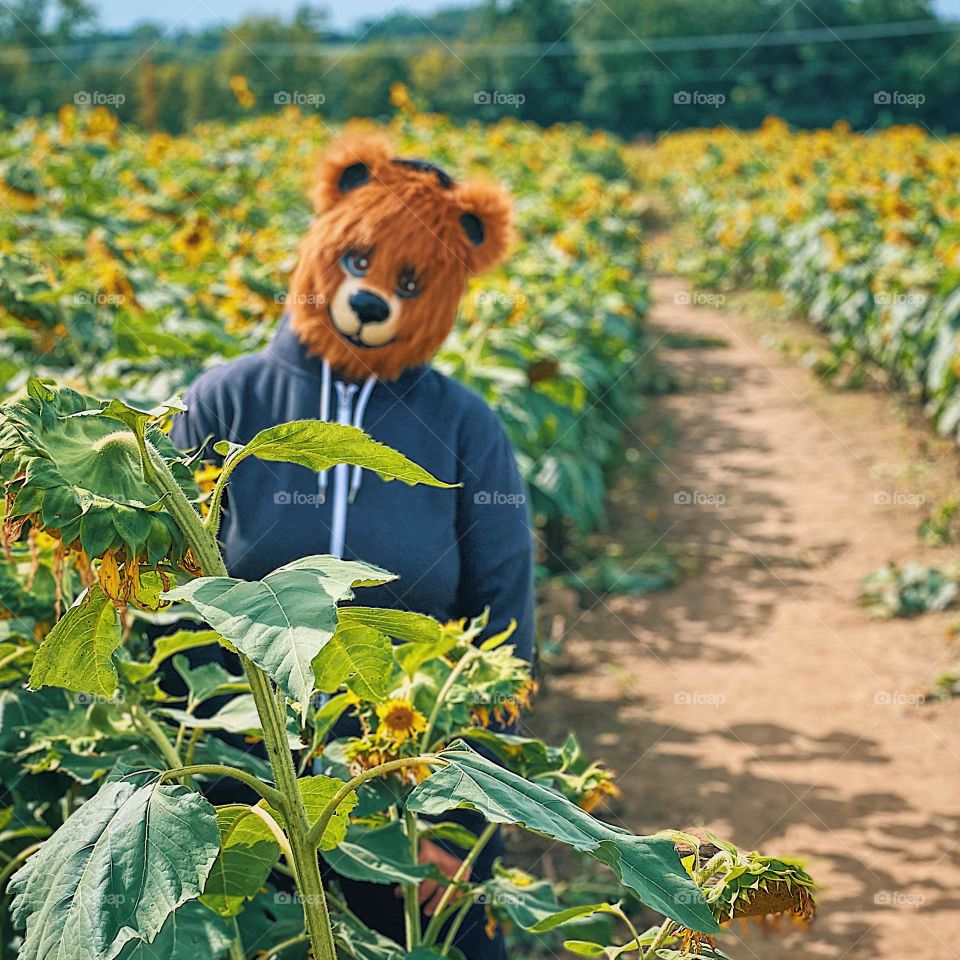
[288,135,515,381]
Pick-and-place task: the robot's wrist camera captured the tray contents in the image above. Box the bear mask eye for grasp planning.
[342,250,371,277]
[396,268,421,300]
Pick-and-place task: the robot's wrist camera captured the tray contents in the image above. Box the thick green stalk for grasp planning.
[143,441,338,960]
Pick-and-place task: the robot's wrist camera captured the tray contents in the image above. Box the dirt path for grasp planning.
[527,277,960,960]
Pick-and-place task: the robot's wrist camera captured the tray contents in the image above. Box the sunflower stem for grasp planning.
[421,646,478,753]
[641,919,676,960]
[141,440,339,960]
[422,821,497,946]
[402,807,422,948]
[304,755,445,849]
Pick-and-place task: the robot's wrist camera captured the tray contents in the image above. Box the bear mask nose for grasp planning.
[349,290,390,325]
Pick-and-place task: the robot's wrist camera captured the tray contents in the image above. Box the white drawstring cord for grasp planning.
[317,359,332,503]
[349,375,378,503]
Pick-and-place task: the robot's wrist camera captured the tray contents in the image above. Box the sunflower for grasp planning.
[375,698,427,744]
[0,381,199,600]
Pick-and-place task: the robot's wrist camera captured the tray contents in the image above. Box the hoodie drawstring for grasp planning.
[317,359,332,504]
[316,359,378,558]
[349,375,377,503]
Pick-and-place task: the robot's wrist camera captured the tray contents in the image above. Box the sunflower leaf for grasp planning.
[163,556,394,719]
[30,586,122,698]
[213,420,456,489]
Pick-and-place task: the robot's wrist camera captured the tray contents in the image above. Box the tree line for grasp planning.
[1,0,958,133]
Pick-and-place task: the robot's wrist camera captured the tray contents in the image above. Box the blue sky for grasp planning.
[93,0,457,32]
[92,0,960,32]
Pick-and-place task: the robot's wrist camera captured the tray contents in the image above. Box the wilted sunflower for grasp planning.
[0,381,199,601]
[674,837,816,933]
[375,698,428,744]
[344,737,431,784]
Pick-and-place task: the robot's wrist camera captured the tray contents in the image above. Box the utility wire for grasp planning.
[0,17,957,64]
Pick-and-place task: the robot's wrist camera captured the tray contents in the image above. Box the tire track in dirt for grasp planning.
[526,276,960,960]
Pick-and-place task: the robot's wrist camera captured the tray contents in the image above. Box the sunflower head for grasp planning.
[375,697,427,745]
[0,382,199,600]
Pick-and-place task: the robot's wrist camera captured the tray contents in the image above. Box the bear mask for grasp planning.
[288,134,514,381]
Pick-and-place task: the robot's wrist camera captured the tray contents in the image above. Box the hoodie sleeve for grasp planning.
[455,398,535,666]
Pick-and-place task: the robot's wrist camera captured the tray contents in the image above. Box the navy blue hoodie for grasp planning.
[169,315,535,664]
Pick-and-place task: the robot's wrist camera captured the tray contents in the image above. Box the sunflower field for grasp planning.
[640,120,960,437]
[0,95,657,561]
[0,93,823,960]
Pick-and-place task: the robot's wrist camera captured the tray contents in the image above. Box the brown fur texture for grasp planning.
[288,134,514,381]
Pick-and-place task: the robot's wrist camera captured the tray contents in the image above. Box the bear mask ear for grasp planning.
[454,180,515,275]
[308,135,393,214]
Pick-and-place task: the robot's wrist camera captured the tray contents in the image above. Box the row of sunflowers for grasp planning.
[639,119,960,437]
[0,94,656,562]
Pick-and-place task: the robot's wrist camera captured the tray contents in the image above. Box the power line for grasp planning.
[0,17,957,65]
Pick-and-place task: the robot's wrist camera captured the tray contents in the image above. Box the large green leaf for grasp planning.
[163,556,394,718]
[322,822,441,886]
[30,586,122,698]
[9,771,221,960]
[213,420,456,489]
[313,621,392,701]
[406,742,718,934]
[201,805,280,917]
[114,901,233,960]
[337,607,442,644]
